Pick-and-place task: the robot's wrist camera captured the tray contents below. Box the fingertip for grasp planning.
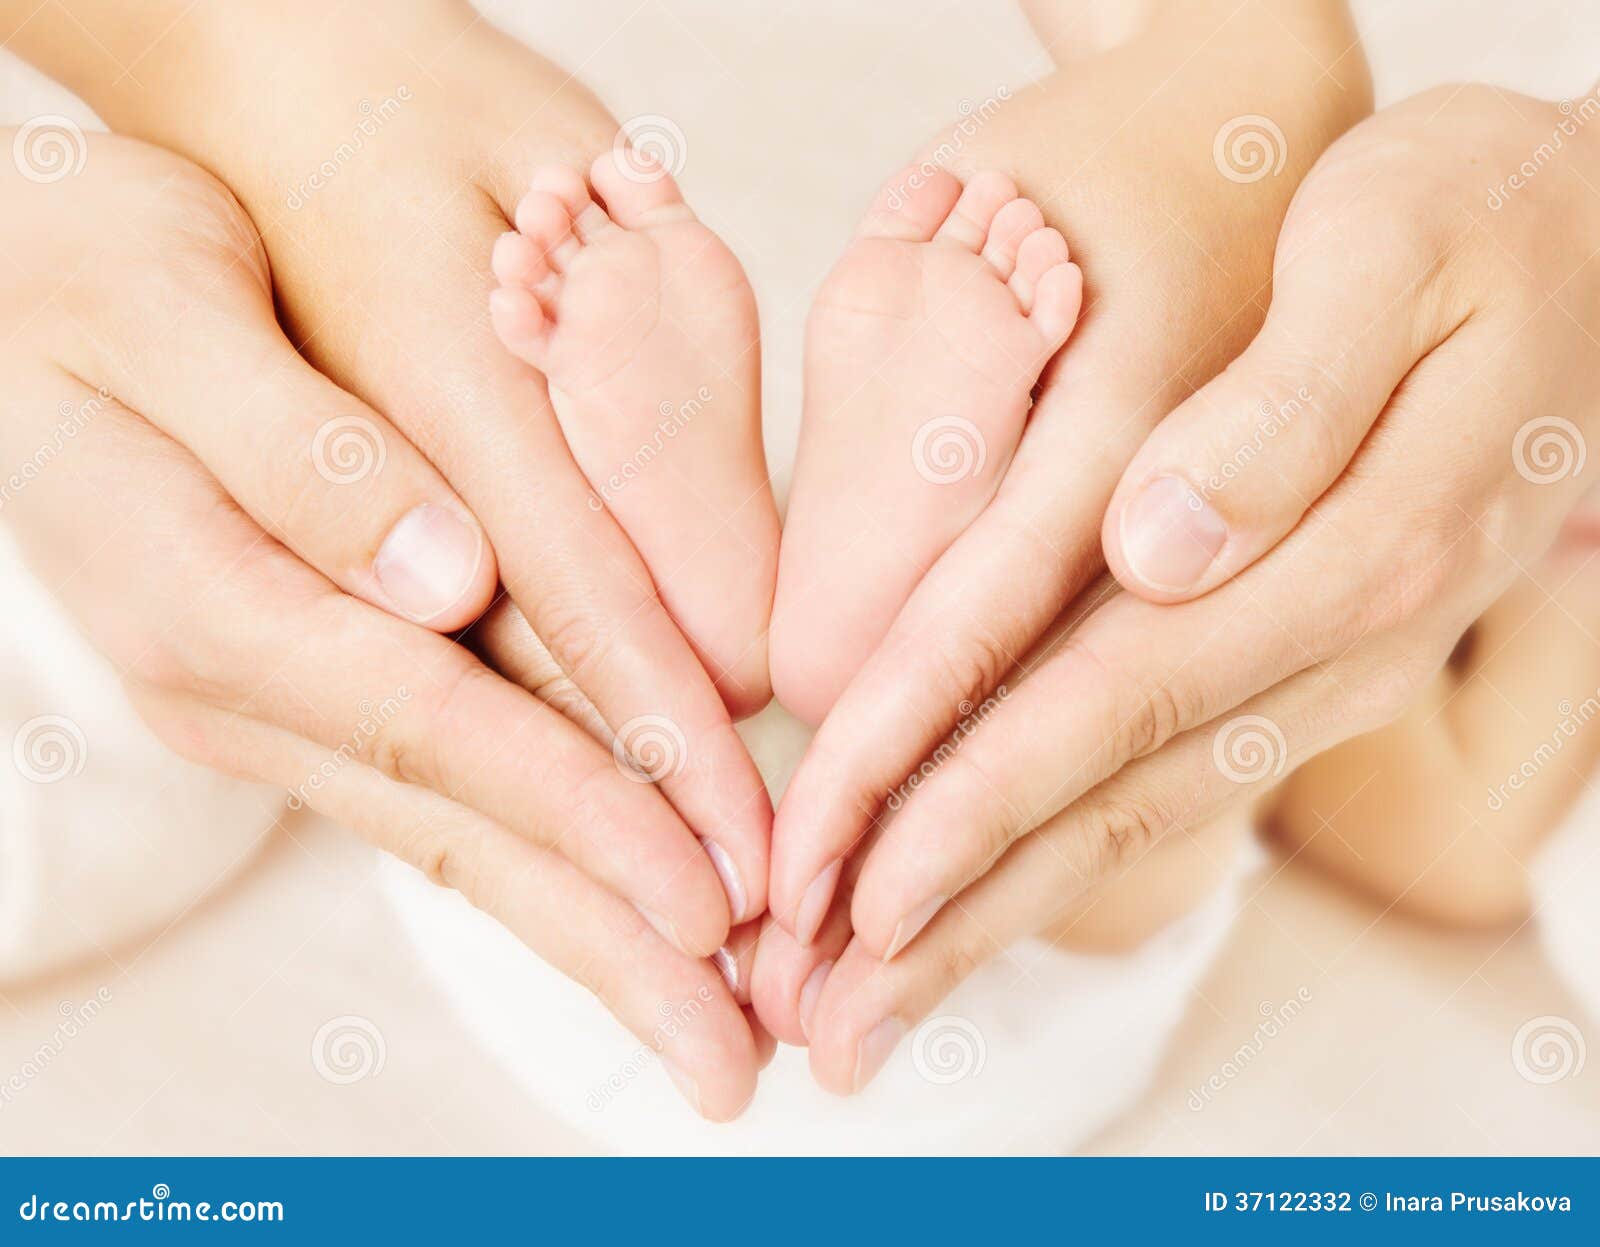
[1103,473,1229,603]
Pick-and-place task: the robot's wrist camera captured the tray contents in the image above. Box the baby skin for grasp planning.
[489,151,778,716]
[770,166,1083,725]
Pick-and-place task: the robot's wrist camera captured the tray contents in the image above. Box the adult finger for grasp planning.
[134,690,759,1120]
[768,363,1153,942]
[295,188,772,922]
[7,383,733,958]
[805,645,1430,1094]
[50,175,497,632]
[1101,197,1465,602]
[846,318,1544,958]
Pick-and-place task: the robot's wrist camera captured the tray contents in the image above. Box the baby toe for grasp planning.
[489,285,551,366]
[526,165,612,246]
[1008,226,1070,311]
[856,163,963,242]
[982,197,1045,280]
[491,231,549,289]
[513,190,579,269]
[1029,261,1084,352]
[933,170,1018,251]
[590,147,695,227]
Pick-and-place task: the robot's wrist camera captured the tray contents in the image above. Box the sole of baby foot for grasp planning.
[770,164,1082,726]
[489,152,778,716]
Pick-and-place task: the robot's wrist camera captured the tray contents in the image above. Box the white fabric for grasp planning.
[0,528,281,982]
[382,839,1252,1154]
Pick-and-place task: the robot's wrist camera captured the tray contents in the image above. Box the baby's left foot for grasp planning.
[489,153,777,714]
[771,166,1082,725]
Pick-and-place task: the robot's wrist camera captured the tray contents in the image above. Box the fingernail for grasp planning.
[712,945,739,995]
[662,1059,703,1116]
[853,1017,908,1093]
[884,893,946,960]
[798,959,833,1042]
[702,839,746,922]
[1118,476,1227,594]
[374,503,483,623]
[795,859,842,945]
[633,902,683,950]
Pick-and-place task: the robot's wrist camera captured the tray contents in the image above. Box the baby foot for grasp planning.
[771,166,1082,725]
[489,153,778,715]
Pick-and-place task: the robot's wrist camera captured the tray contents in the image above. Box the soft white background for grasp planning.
[1,0,1598,1153]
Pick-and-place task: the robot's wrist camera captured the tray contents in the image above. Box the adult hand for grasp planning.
[769,79,1600,1096]
[0,131,764,1118]
[3,0,776,922]
[765,0,1371,947]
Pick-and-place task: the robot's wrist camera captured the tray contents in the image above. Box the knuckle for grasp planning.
[368,657,486,788]
[927,626,1014,718]
[1355,534,1460,639]
[1080,796,1170,878]
[536,600,624,686]
[931,932,987,994]
[396,825,457,889]
[1116,678,1189,763]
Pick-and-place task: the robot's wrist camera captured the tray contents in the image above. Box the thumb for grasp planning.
[1102,230,1451,602]
[91,266,500,632]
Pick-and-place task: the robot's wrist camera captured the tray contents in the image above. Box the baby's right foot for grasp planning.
[489,155,777,716]
[771,166,1082,725]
